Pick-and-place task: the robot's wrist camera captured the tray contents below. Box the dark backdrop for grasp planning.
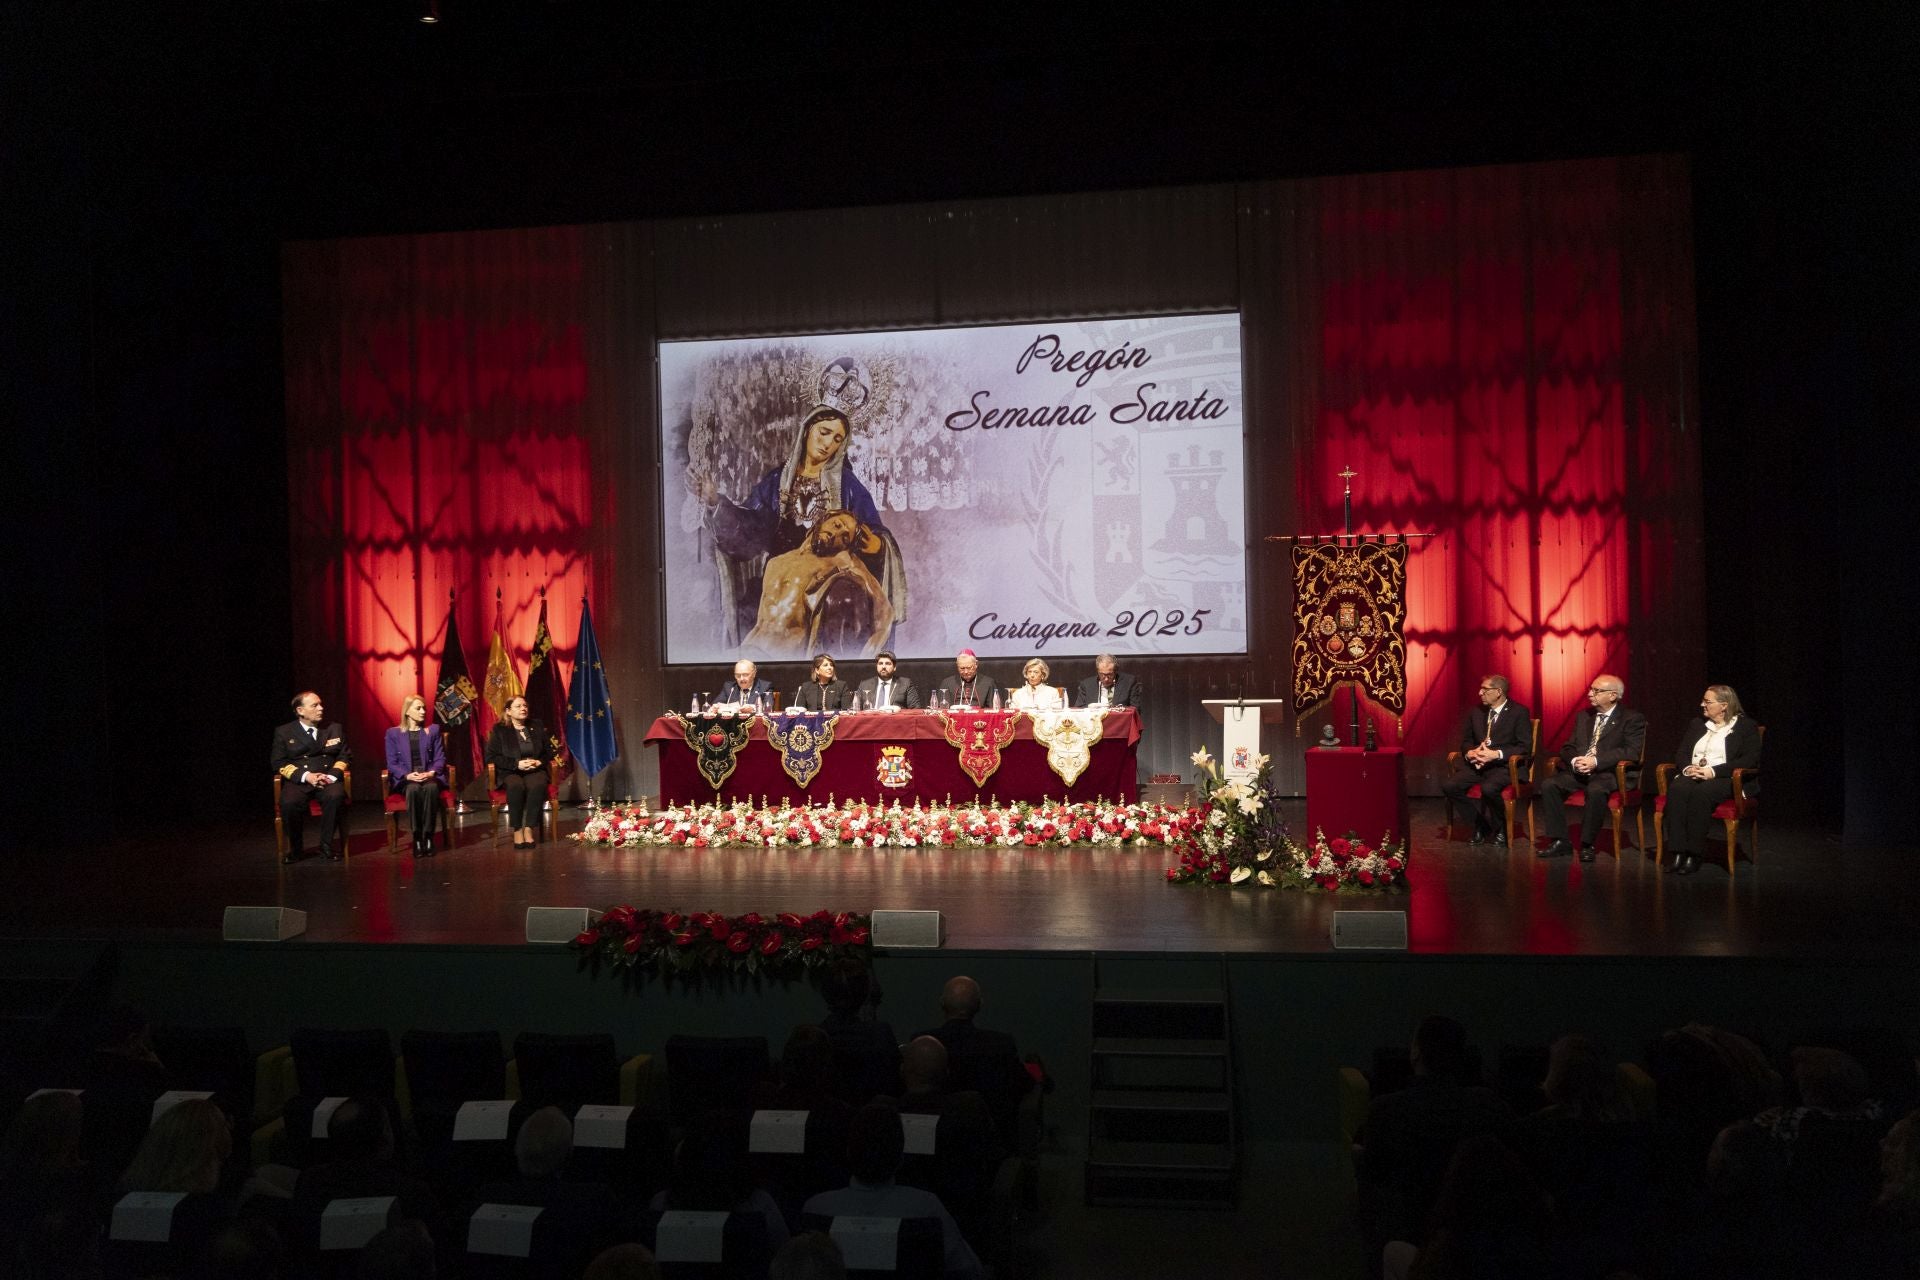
[8,5,1913,843]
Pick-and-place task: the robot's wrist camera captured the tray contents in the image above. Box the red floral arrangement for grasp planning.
[572,906,872,982]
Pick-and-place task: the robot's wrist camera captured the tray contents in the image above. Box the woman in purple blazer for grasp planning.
[385,694,449,857]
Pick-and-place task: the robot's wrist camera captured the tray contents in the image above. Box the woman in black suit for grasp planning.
[487,695,550,848]
[1667,685,1762,875]
[792,652,851,712]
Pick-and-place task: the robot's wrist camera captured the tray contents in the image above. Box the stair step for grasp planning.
[1091,1037,1227,1058]
[1087,1139,1235,1172]
[1093,988,1227,1006]
[1091,1089,1229,1113]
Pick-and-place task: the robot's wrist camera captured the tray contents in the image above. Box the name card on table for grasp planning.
[468,1204,544,1258]
[453,1100,514,1141]
[901,1111,939,1155]
[152,1091,216,1126]
[574,1104,634,1149]
[653,1210,729,1263]
[111,1192,186,1243]
[311,1095,348,1139]
[749,1109,809,1153]
[829,1216,902,1271]
[320,1197,397,1251]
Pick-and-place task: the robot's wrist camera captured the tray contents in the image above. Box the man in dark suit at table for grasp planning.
[719,659,774,707]
[1074,652,1141,710]
[1439,674,1532,845]
[272,691,350,863]
[855,650,920,711]
[792,652,852,711]
[936,649,999,708]
[1539,672,1646,862]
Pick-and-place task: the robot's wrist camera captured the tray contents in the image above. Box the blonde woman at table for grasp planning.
[1009,658,1066,712]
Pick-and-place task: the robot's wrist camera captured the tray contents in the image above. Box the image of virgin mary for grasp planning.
[705,373,908,659]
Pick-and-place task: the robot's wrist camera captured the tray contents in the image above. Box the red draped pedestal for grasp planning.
[646,710,1140,806]
[1304,748,1410,845]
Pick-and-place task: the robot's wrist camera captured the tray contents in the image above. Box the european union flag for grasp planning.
[564,599,619,779]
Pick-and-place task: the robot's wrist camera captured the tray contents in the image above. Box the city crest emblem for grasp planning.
[877,744,912,789]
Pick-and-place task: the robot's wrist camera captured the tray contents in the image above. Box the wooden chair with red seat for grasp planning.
[1653,725,1764,873]
[1444,720,1541,847]
[487,762,559,846]
[271,770,352,862]
[1541,740,1646,858]
[378,765,460,855]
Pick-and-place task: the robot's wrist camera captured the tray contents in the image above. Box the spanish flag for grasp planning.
[481,589,522,729]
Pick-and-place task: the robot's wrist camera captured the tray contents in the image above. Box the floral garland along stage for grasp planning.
[571,798,1198,850]
[1166,748,1409,891]
[573,907,871,982]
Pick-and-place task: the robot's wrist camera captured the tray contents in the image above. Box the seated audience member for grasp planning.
[0,1090,97,1274]
[1356,1016,1514,1254]
[1075,652,1141,710]
[818,957,901,1102]
[1008,658,1064,711]
[801,1101,983,1280]
[471,1106,623,1269]
[585,1242,663,1280]
[1854,1108,1920,1278]
[1388,1133,1555,1280]
[792,653,852,712]
[355,1220,436,1280]
[771,1230,847,1280]
[649,1110,788,1250]
[121,1096,233,1198]
[895,1037,1000,1238]
[272,690,350,862]
[1513,1035,1653,1272]
[1643,1023,1783,1198]
[1664,684,1762,875]
[917,976,1034,1151]
[897,1037,997,1143]
[291,1097,436,1223]
[1438,675,1531,845]
[719,659,774,708]
[75,1004,169,1195]
[854,650,920,711]
[936,650,998,708]
[754,1026,858,1129]
[1537,673,1645,862]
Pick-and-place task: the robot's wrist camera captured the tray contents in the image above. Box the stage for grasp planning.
[5,799,1912,959]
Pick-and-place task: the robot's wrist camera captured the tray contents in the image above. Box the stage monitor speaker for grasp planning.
[223,906,307,942]
[526,907,603,943]
[1330,910,1408,951]
[870,909,944,949]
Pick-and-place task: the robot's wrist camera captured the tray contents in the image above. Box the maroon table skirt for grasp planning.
[1303,747,1411,845]
[646,710,1141,806]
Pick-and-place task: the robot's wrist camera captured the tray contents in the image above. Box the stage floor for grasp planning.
[6,800,1914,959]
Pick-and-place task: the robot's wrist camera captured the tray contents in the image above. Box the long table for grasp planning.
[645,709,1141,806]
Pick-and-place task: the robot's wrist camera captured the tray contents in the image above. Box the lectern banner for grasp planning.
[1290,542,1408,719]
[660,315,1248,664]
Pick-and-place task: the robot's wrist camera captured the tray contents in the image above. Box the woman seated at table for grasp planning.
[487,695,551,848]
[1666,684,1761,876]
[384,694,448,858]
[792,652,852,712]
[1009,658,1066,712]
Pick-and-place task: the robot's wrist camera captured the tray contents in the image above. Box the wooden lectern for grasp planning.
[1201,699,1289,784]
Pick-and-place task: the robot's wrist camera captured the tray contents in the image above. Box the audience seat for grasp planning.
[800,1213,945,1279]
[664,1035,771,1123]
[637,1208,773,1279]
[151,1025,258,1129]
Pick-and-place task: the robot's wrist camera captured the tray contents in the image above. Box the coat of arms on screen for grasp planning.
[877,744,912,789]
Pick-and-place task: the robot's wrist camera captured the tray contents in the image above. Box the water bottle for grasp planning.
[990,689,1002,711]
[689,691,699,714]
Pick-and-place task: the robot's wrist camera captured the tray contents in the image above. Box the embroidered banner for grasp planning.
[764,710,839,788]
[674,711,755,790]
[1028,708,1107,787]
[938,709,1022,787]
[1291,541,1409,721]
